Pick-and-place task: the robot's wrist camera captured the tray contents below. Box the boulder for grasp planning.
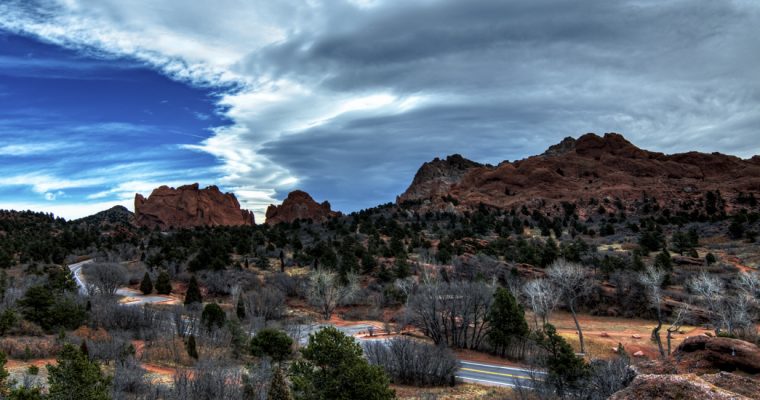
[134,184,254,229]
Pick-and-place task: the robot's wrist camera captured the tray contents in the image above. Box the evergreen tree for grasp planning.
[394,257,410,279]
[47,344,111,400]
[291,326,394,400]
[184,275,202,305]
[139,272,153,295]
[487,287,529,357]
[250,328,293,362]
[705,252,717,265]
[236,296,246,320]
[201,303,226,331]
[267,367,293,400]
[0,350,10,397]
[654,249,672,271]
[155,270,172,295]
[535,324,588,398]
[186,335,199,359]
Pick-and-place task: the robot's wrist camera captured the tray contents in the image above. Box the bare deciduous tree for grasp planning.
[523,279,557,329]
[364,337,458,386]
[307,269,358,320]
[638,265,666,357]
[84,262,128,296]
[547,259,589,354]
[242,286,286,333]
[666,305,689,355]
[687,271,759,339]
[406,279,494,349]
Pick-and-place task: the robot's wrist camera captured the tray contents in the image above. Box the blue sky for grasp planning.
[1,1,759,221]
[0,33,229,218]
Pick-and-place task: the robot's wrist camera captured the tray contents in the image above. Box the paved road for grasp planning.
[68,259,93,295]
[456,360,543,388]
[68,259,173,305]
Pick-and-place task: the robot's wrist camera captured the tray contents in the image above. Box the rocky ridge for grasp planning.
[134,184,254,229]
[397,132,760,216]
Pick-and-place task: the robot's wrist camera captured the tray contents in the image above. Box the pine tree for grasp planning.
[155,270,172,295]
[47,344,111,400]
[201,303,226,331]
[0,350,10,397]
[139,272,153,295]
[487,287,529,357]
[236,296,246,320]
[267,367,293,400]
[184,275,202,305]
[186,335,199,359]
[535,324,588,398]
[291,326,394,400]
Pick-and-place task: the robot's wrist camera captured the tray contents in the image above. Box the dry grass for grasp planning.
[394,383,511,399]
[547,311,701,360]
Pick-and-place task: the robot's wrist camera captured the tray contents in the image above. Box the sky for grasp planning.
[0,1,759,221]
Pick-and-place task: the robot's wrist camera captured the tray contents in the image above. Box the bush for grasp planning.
[364,337,458,386]
[250,328,293,362]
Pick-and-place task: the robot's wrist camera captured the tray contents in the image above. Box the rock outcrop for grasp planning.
[265,190,339,225]
[397,132,760,216]
[608,373,752,400]
[134,184,254,229]
[672,335,760,374]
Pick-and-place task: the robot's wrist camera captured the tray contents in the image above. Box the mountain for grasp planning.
[74,205,134,226]
[265,190,339,225]
[134,183,255,229]
[398,132,760,216]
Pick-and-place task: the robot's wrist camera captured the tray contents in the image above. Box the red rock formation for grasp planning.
[609,373,752,400]
[398,133,760,216]
[265,190,339,225]
[672,335,760,374]
[134,184,254,229]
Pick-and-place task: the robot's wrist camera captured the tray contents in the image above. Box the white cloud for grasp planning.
[0,173,105,194]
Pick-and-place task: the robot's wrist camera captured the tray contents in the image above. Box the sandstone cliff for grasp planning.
[265,190,339,225]
[134,184,254,229]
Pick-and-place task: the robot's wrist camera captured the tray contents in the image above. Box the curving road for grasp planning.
[67,259,174,305]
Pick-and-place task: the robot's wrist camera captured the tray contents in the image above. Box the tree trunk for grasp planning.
[569,302,585,355]
[652,320,664,357]
[653,307,665,357]
[666,329,673,355]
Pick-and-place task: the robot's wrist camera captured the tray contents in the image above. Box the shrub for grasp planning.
[364,337,458,386]
[250,328,293,362]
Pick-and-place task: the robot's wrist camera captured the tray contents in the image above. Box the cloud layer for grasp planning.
[2,0,759,218]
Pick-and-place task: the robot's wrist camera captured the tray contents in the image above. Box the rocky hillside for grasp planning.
[265,190,339,225]
[398,133,760,217]
[134,184,254,229]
